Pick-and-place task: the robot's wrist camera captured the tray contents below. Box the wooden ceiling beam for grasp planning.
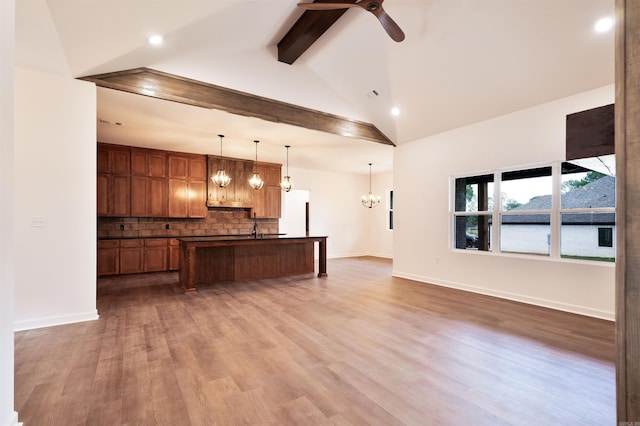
[80,67,394,146]
[277,1,358,65]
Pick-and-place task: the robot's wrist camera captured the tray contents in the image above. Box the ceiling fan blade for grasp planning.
[370,6,405,42]
[297,2,360,11]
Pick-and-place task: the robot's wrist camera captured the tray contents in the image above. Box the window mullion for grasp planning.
[550,162,561,258]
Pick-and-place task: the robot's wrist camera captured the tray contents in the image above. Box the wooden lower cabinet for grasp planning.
[144,239,167,272]
[98,238,177,276]
[120,240,144,274]
[97,240,119,276]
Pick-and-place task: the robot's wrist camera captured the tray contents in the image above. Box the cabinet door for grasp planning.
[109,148,130,175]
[264,164,281,186]
[252,164,282,218]
[112,175,131,217]
[189,157,207,180]
[144,239,167,272]
[264,185,282,218]
[97,240,119,276]
[131,151,148,176]
[169,156,188,179]
[148,153,167,177]
[188,180,207,218]
[168,179,188,217]
[120,240,144,274]
[148,177,167,217]
[97,174,110,216]
[97,146,109,174]
[130,176,148,217]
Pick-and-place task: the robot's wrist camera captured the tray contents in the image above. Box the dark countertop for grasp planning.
[97,233,276,241]
[176,234,327,242]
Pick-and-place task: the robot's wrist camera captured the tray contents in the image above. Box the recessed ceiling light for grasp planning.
[391,107,400,117]
[148,35,164,45]
[594,17,614,33]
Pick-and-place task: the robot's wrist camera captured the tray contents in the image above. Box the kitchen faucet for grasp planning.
[252,212,258,238]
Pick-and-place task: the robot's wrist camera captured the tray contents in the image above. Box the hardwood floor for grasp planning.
[15,257,615,425]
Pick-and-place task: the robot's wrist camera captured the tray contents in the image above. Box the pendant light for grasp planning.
[249,140,264,190]
[280,145,293,192]
[361,162,381,208]
[212,134,232,187]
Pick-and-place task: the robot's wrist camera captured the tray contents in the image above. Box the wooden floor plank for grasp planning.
[15,257,615,425]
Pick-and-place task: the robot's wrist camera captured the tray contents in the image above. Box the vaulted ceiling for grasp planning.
[15,0,614,174]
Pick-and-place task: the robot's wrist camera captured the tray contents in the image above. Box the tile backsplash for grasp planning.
[98,209,278,239]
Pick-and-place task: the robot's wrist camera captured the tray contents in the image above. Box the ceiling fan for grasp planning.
[297,0,405,42]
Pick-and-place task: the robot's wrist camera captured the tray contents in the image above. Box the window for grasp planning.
[452,155,615,262]
[388,190,394,230]
[500,167,552,256]
[598,227,613,248]
[560,157,615,261]
[453,174,493,251]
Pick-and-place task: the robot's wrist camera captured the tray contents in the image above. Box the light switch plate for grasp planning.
[30,216,46,227]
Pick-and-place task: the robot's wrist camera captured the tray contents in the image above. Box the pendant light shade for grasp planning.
[249,140,264,190]
[280,145,294,192]
[212,134,232,187]
[361,162,381,208]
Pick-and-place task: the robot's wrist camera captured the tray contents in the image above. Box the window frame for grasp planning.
[451,160,616,263]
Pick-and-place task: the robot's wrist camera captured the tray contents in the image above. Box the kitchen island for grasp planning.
[178,235,327,293]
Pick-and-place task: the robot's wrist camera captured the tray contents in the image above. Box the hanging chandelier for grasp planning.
[280,145,293,192]
[211,134,232,187]
[361,162,381,208]
[249,140,264,190]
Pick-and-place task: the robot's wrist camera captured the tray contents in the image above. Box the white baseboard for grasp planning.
[2,411,22,426]
[14,311,99,332]
[392,270,614,321]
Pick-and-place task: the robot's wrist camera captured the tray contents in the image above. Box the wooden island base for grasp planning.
[178,236,327,293]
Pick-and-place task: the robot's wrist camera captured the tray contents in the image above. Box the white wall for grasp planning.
[286,166,393,259]
[393,85,616,320]
[14,67,98,330]
[369,171,393,258]
[0,0,20,423]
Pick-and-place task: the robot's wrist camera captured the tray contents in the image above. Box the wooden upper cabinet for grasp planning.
[188,180,207,218]
[130,148,168,217]
[169,155,189,179]
[190,157,207,181]
[98,173,130,217]
[131,151,147,176]
[168,153,207,218]
[148,152,167,177]
[97,144,131,217]
[148,177,168,217]
[253,163,282,218]
[130,175,148,217]
[168,179,188,218]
